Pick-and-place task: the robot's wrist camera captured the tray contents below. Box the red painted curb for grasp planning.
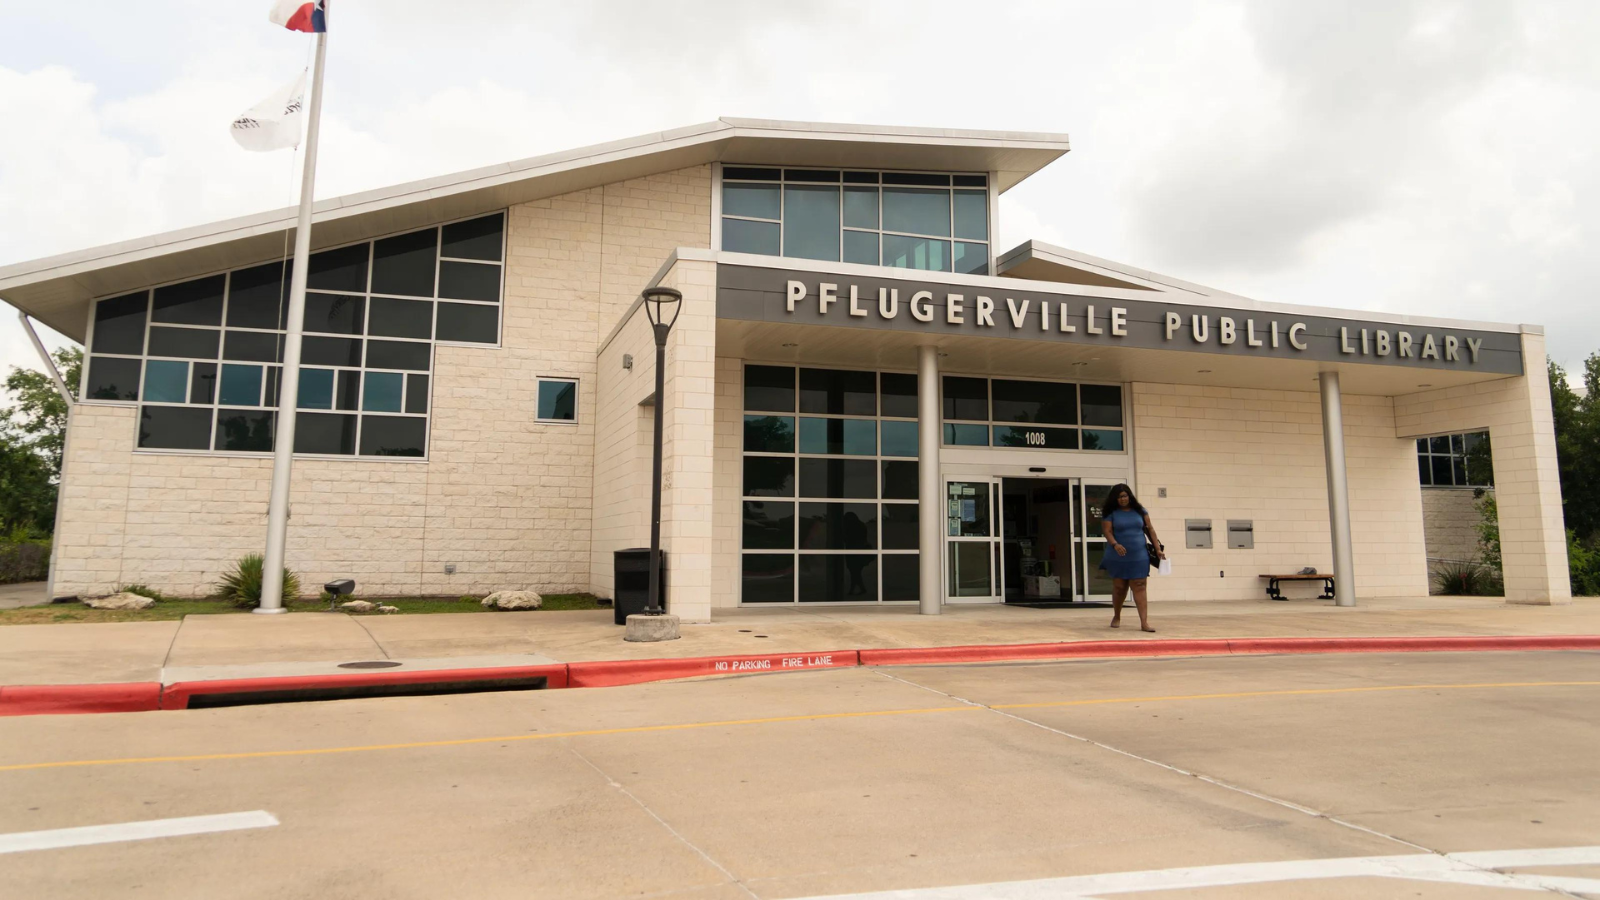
[568,650,859,688]
[0,682,162,716]
[860,639,1236,666]
[159,664,569,710]
[1227,635,1600,656]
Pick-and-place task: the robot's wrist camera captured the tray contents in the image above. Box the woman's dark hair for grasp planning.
[1103,483,1144,515]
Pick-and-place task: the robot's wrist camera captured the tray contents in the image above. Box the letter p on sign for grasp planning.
[787,281,805,312]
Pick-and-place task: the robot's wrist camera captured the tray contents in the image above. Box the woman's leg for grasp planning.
[1130,578,1153,631]
[1110,578,1128,627]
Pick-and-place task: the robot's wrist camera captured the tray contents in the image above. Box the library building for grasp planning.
[0,118,1570,622]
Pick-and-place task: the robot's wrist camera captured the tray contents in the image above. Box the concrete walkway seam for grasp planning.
[3,634,1598,718]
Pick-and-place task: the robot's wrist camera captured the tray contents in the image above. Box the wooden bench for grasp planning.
[1259,573,1335,601]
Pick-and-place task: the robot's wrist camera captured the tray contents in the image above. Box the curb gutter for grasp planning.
[4,635,1598,717]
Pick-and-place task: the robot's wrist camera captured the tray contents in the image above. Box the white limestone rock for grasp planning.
[481,590,542,611]
[377,605,399,614]
[340,600,376,613]
[82,592,156,610]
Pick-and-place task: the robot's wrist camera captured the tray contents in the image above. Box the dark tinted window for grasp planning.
[744,365,795,412]
[367,297,432,339]
[881,504,919,550]
[437,261,500,302]
[147,326,220,360]
[880,420,918,457]
[797,502,877,550]
[881,555,919,601]
[215,409,275,452]
[723,166,780,181]
[137,405,211,449]
[86,356,141,400]
[879,372,918,418]
[743,416,794,453]
[303,293,364,334]
[190,362,217,404]
[152,276,224,326]
[440,214,504,261]
[843,171,879,184]
[994,425,1079,449]
[742,501,794,550]
[538,380,576,420]
[799,368,875,415]
[883,172,951,186]
[436,302,498,343]
[741,553,793,603]
[942,376,987,420]
[227,262,289,329]
[785,169,840,182]
[798,417,876,455]
[223,330,283,363]
[308,243,369,293]
[298,368,334,409]
[365,340,430,371]
[952,174,987,187]
[1082,429,1123,451]
[92,292,148,355]
[992,379,1076,425]
[359,415,426,457]
[882,461,918,500]
[371,228,437,297]
[302,336,362,367]
[743,456,794,497]
[295,412,357,454]
[1080,384,1124,427]
[798,458,876,498]
[799,554,877,602]
[405,374,429,414]
[335,370,360,410]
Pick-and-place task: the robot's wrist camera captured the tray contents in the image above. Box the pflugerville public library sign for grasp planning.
[715,264,1524,375]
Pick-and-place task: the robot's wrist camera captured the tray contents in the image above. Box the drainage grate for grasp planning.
[338,660,403,669]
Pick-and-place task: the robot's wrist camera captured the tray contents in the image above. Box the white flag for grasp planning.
[230,70,307,152]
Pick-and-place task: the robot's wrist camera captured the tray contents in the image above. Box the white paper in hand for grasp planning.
[230,70,307,152]
[1157,558,1172,576]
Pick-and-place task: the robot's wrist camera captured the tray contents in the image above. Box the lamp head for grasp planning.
[642,286,683,330]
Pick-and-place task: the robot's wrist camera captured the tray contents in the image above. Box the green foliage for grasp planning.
[0,536,50,584]
[119,584,170,602]
[1474,490,1501,575]
[214,554,302,608]
[1549,355,1600,542]
[0,346,80,533]
[1432,559,1501,596]
[1568,531,1600,597]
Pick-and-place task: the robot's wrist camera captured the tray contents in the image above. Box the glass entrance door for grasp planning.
[1080,482,1116,602]
[1000,477,1078,602]
[945,478,1001,602]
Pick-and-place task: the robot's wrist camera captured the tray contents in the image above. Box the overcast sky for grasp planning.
[2,0,1597,389]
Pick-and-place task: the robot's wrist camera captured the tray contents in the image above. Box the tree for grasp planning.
[0,346,80,478]
[1549,355,1600,541]
[0,346,80,532]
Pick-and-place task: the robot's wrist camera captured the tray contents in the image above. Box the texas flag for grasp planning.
[269,0,327,33]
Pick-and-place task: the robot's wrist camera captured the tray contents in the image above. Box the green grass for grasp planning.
[0,593,604,625]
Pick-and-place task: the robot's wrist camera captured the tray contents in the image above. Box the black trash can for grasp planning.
[613,548,667,625]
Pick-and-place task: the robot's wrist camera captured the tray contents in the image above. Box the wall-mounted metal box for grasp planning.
[1185,519,1213,549]
[1227,520,1254,549]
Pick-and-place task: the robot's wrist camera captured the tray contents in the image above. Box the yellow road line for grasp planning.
[2,680,1596,774]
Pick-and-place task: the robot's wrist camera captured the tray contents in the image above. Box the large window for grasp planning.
[83,212,506,458]
[1417,431,1492,487]
[720,168,990,275]
[740,364,921,604]
[941,376,1125,451]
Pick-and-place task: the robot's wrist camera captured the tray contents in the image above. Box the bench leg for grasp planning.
[1267,579,1287,601]
[1319,578,1336,600]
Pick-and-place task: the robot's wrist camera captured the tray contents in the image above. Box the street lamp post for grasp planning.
[640,287,682,623]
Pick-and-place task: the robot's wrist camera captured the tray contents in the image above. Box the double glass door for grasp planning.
[945,477,1118,604]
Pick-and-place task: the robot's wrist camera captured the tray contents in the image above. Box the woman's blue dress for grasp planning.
[1100,508,1151,580]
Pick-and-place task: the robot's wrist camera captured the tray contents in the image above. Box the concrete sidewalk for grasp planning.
[1,594,1597,688]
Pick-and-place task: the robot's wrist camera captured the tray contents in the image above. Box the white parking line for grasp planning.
[0,811,278,855]
[796,846,1600,898]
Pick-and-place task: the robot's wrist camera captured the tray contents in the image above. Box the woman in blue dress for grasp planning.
[1099,483,1166,632]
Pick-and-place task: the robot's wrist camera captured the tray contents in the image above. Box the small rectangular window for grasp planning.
[744,415,795,453]
[879,373,918,418]
[436,302,498,343]
[743,456,795,497]
[147,326,220,360]
[360,415,426,457]
[138,405,211,450]
[335,370,361,410]
[882,461,919,500]
[880,420,918,457]
[782,185,841,262]
[367,297,433,339]
[799,554,878,602]
[92,292,149,355]
[723,166,780,182]
[1080,384,1124,427]
[537,378,577,422]
[741,553,794,603]
[744,365,796,412]
[440,214,504,261]
[883,234,951,272]
[882,188,951,237]
[371,228,437,297]
[798,417,876,456]
[798,458,877,499]
[364,340,430,371]
[227,264,288,330]
[952,191,989,240]
[87,356,141,401]
[142,360,189,403]
[722,217,781,256]
[942,376,988,421]
[405,374,429,414]
[799,368,876,416]
[299,368,335,409]
[953,242,988,276]
[308,243,370,293]
[223,331,284,363]
[362,371,404,412]
[295,412,357,455]
[842,230,879,266]
[190,362,217,404]
[438,261,501,302]
[742,501,795,550]
[843,187,879,229]
[152,276,225,326]
[219,364,264,407]
[214,409,276,452]
[784,169,840,183]
[303,293,364,334]
[723,183,781,220]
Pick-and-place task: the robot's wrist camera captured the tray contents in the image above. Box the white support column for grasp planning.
[1319,371,1357,607]
[917,345,942,615]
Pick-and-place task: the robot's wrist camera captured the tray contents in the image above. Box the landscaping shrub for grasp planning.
[1432,559,1501,596]
[0,537,49,584]
[215,554,302,608]
[1569,530,1600,597]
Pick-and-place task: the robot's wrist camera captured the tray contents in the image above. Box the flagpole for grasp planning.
[257,29,327,614]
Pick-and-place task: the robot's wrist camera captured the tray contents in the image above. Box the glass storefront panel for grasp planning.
[992,379,1076,425]
[798,502,878,550]
[798,458,876,498]
[799,368,876,415]
[1082,429,1124,451]
[880,372,918,418]
[881,555,920,602]
[882,461,918,500]
[798,417,876,455]
[742,554,794,603]
[800,555,878,602]
[881,503,919,550]
[880,420,918,457]
[742,501,794,549]
[948,542,991,597]
[744,415,795,453]
[743,456,795,497]
[744,365,795,412]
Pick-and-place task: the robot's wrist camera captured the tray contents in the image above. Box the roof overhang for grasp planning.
[0,118,1070,341]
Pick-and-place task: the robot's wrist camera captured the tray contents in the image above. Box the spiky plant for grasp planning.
[216,553,302,608]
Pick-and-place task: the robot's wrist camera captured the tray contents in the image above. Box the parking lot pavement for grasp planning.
[1,650,1597,898]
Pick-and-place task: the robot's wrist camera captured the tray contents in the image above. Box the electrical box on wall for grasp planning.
[1185,519,1213,549]
[1227,520,1254,549]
